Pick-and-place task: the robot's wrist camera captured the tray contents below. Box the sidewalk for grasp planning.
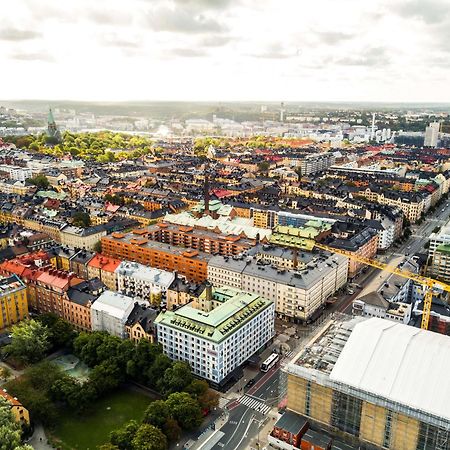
[27,423,54,450]
[247,410,280,450]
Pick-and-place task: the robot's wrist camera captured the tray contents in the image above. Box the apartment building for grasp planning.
[101,232,211,282]
[0,275,28,330]
[115,261,175,302]
[166,277,206,310]
[87,253,122,291]
[429,244,450,282]
[358,188,426,223]
[64,279,105,331]
[91,290,137,338]
[327,223,379,278]
[353,292,412,324]
[207,253,348,323]
[60,225,107,251]
[134,222,254,256]
[155,287,274,388]
[125,303,158,343]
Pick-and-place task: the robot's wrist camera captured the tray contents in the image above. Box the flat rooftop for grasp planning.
[105,234,213,263]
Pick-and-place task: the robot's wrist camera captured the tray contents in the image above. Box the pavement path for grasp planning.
[27,423,54,450]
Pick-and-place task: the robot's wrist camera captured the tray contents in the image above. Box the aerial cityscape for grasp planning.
[0,1,450,450]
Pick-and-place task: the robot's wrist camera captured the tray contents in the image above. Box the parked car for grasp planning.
[245,379,256,388]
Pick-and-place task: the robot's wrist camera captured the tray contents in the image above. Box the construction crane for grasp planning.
[311,241,450,330]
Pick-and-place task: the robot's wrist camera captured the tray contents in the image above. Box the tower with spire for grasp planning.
[47,108,61,143]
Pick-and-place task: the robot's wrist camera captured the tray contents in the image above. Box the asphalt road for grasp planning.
[210,364,281,450]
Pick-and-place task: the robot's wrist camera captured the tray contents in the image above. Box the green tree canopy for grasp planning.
[26,174,50,190]
[5,319,51,363]
[143,400,170,429]
[131,424,167,450]
[72,211,91,228]
[166,392,203,430]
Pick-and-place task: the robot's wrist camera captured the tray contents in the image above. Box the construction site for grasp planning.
[283,315,450,450]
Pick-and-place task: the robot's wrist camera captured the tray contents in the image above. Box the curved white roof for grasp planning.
[330,318,450,420]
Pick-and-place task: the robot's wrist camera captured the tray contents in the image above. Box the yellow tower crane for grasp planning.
[310,242,450,330]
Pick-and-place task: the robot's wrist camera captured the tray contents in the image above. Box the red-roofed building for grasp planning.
[29,268,84,316]
[87,254,122,291]
[0,389,30,424]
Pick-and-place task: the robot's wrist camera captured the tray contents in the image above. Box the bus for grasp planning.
[261,353,279,372]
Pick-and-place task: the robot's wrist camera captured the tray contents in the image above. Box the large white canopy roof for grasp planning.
[330,317,450,420]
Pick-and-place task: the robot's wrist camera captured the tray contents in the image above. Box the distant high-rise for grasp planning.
[424,122,440,148]
[47,108,61,142]
[370,112,376,141]
[280,102,285,122]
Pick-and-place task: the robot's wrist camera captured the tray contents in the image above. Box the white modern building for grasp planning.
[1,165,33,181]
[424,122,440,148]
[429,221,450,280]
[115,261,175,302]
[155,287,275,388]
[91,290,137,338]
[208,253,348,323]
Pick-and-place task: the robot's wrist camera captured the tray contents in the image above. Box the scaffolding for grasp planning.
[282,316,450,450]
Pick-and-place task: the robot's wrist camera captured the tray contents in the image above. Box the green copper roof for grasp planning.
[48,108,56,124]
[155,288,273,343]
[436,244,450,254]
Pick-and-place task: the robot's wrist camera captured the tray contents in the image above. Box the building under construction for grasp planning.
[284,316,450,450]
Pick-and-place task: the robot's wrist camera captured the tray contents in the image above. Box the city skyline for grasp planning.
[1,0,450,103]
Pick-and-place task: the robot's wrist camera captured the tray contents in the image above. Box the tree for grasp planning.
[146,354,172,389]
[185,380,219,411]
[159,361,193,395]
[73,211,91,228]
[257,161,270,173]
[36,313,75,350]
[143,400,170,429]
[166,392,203,430]
[89,360,123,395]
[131,424,167,450]
[5,319,50,363]
[94,240,102,253]
[110,420,139,450]
[26,174,50,190]
[163,418,181,442]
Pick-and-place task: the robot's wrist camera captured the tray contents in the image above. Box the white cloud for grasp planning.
[0,0,449,102]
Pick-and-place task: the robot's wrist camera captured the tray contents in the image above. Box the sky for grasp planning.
[1,0,450,103]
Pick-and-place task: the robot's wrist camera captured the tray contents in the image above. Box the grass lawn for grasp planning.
[50,389,154,449]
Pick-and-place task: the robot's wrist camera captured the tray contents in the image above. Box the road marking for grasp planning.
[238,395,271,415]
[232,414,255,450]
[223,408,253,446]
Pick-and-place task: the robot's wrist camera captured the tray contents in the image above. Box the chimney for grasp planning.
[204,281,213,312]
[293,247,298,269]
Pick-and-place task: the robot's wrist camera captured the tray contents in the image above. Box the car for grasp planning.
[245,379,256,388]
[347,289,355,295]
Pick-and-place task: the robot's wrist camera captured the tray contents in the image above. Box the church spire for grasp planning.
[47,107,61,142]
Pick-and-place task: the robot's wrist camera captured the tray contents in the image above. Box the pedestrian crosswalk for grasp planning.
[284,351,294,359]
[238,394,271,415]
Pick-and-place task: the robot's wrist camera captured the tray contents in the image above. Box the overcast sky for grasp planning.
[1,0,449,102]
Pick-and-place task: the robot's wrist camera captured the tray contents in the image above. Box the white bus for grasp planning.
[261,353,280,372]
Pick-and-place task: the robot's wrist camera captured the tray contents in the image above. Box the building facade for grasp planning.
[285,317,450,450]
[155,287,275,388]
[0,275,28,330]
[207,253,348,323]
